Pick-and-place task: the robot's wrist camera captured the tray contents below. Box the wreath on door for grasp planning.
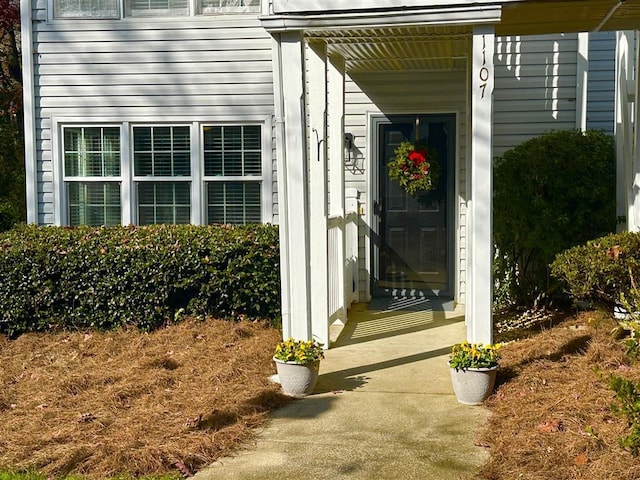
[387,141,440,195]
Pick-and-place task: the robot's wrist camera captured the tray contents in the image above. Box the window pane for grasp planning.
[200,0,260,14]
[203,125,261,177]
[244,151,261,175]
[173,152,191,176]
[85,153,104,176]
[224,152,243,176]
[223,126,243,150]
[137,182,191,225]
[128,0,189,16]
[68,182,121,226]
[84,128,103,151]
[133,126,191,177]
[243,125,261,149]
[55,0,119,18]
[63,127,121,177]
[134,127,152,151]
[207,181,261,225]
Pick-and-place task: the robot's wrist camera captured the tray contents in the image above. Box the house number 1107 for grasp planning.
[479,35,489,99]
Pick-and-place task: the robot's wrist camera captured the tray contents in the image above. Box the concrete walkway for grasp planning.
[195,303,489,480]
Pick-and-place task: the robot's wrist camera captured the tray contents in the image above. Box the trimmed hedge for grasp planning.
[551,231,640,306]
[0,224,281,336]
[493,129,616,306]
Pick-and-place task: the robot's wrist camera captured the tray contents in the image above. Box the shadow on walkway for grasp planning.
[196,301,489,480]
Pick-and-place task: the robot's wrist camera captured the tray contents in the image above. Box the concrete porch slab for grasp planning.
[195,303,488,480]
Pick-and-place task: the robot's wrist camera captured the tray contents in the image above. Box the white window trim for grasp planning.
[53,122,125,226]
[52,116,273,227]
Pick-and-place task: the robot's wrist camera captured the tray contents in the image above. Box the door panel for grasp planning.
[373,114,454,297]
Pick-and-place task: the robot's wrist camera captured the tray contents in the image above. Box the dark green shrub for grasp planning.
[0,224,280,336]
[551,231,640,307]
[494,129,616,307]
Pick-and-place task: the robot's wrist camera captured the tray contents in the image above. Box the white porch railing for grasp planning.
[327,201,359,324]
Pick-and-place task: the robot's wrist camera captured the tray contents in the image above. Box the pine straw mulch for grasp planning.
[0,319,290,479]
[477,310,640,480]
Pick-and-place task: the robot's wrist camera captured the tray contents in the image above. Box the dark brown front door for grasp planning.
[373,114,455,297]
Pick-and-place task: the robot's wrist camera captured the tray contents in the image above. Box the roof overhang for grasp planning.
[261,0,639,73]
[260,6,502,32]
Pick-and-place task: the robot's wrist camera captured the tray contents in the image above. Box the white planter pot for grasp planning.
[273,358,320,397]
[450,366,498,405]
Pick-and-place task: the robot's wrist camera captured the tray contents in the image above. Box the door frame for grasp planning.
[367,112,459,300]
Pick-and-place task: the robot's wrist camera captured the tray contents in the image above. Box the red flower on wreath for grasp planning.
[387,142,440,195]
[409,149,427,166]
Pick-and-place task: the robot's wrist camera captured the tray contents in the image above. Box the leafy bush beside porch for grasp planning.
[0,224,281,336]
[551,230,640,307]
[493,129,616,307]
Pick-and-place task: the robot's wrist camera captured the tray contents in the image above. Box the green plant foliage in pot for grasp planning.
[274,338,324,364]
[387,141,440,195]
[449,340,501,371]
[273,338,325,397]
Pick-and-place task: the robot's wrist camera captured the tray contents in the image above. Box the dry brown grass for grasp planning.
[478,310,640,480]
[0,319,289,479]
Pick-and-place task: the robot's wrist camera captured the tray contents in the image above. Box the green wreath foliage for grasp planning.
[387,141,440,195]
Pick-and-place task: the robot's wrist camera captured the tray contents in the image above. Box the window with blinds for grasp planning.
[137,182,191,225]
[59,122,267,227]
[127,0,190,16]
[68,183,122,226]
[63,127,122,226]
[199,0,260,14]
[133,126,191,225]
[203,125,262,225]
[54,0,119,18]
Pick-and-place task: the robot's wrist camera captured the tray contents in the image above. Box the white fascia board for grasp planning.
[273,0,513,13]
[260,6,502,32]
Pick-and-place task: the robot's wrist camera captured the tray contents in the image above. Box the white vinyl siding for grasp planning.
[29,3,275,226]
[587,31,616,134]
[493,34,579,157]
[54,0,119,18]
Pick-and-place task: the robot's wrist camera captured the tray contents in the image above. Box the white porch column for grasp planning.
[307,41,330,346]
[328,54,347,323]
[467,25,495,344]
[20,0,38,224]
[274,32,312,340]
[615,31,639,232]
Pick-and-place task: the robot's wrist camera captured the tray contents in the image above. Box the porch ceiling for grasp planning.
[306,25,472,73]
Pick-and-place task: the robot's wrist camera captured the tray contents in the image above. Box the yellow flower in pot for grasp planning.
[273,338,324,397]
[449,341,501,405]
